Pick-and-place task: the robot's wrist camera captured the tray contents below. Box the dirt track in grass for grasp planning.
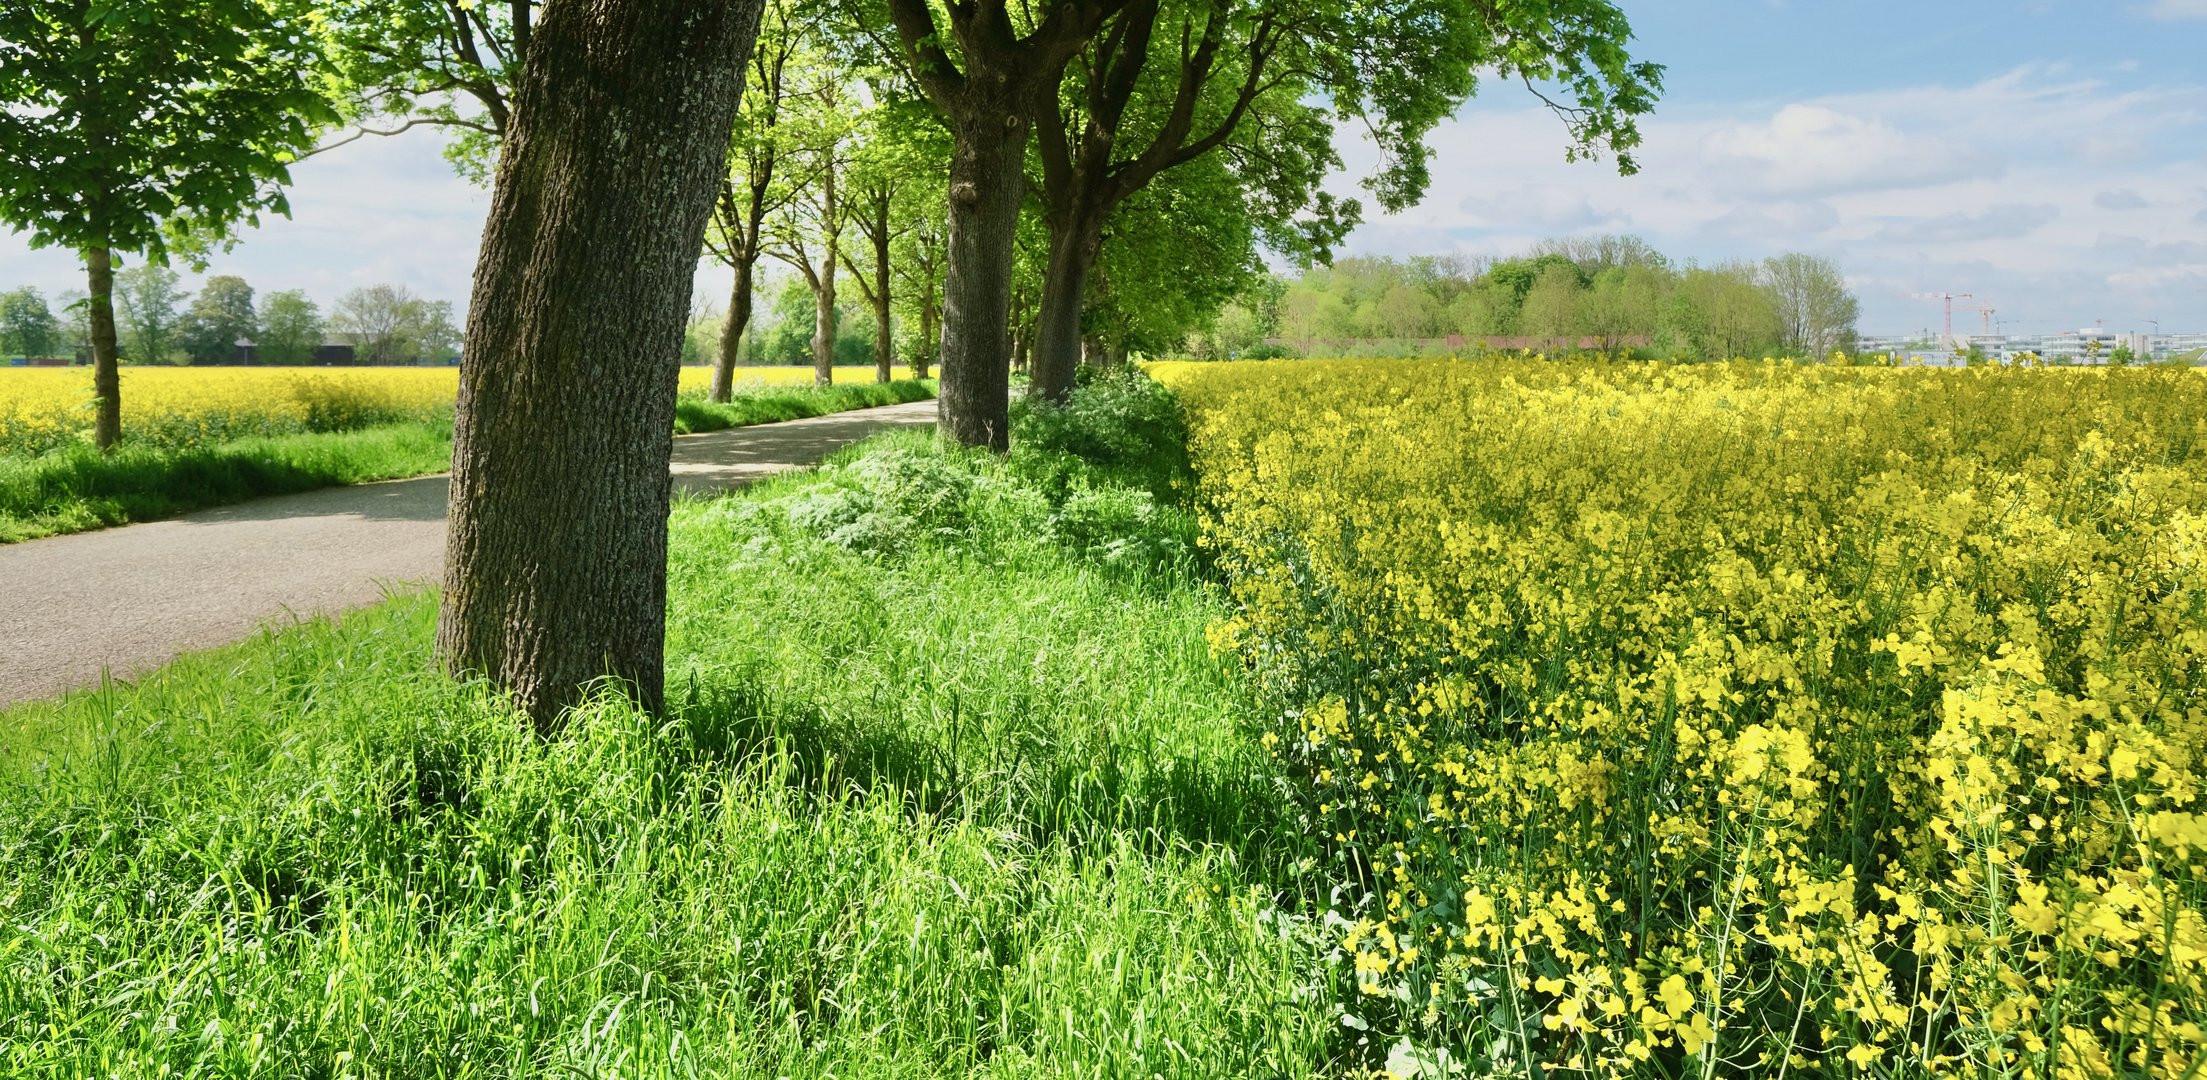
[0,399,936,706]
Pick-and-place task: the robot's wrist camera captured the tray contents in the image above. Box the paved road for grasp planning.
[0,399,936,706]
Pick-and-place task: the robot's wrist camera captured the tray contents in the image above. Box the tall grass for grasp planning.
[0,394,1341,1075]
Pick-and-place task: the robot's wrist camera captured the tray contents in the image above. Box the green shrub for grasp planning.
[1009,366,1192,502]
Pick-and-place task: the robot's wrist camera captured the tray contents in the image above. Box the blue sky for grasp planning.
[3,0,2203,336]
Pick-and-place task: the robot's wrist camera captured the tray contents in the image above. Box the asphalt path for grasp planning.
[0,399,936,706]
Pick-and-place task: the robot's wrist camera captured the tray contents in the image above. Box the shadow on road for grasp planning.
[178,476,451,527]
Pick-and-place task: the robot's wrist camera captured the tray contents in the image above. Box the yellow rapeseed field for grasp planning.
[0,365,878,455]
[1157,358,2207,1078]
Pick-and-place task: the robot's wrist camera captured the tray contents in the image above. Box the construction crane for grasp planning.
[1961,303,1997,336]
[1911,293,1974,346]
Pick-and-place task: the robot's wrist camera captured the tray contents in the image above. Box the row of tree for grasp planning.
[1194,239,1862,360]
[0,277,458,365]
[0,0,1663,721]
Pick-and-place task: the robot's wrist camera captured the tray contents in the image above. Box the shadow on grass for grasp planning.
[669,669,1303,883]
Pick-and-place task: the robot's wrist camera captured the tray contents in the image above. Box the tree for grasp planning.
[0,288,60,358]
[870,0,1137,449]
[1759,252,1858,358]
[704,0,808,401]
[889,190,948,379]
[318,0,531,180]
[1532,233,1671,276]
[1024,0,1662,401]
[437,0,764,730]
[412,299,461,362]
[839,102,943,383]
[258,290,325,363]
[1670,264,1781,361]
[0,0,332,448]
[764,69,857,387]
[1518,264,1586,343]
[331,284,425,363]
[180,275,257,364]
[1580,265,1667,350]
[53,289,90,357]
[114,266,187,364]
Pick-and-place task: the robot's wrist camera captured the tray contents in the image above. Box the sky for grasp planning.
[3,0,2203,336]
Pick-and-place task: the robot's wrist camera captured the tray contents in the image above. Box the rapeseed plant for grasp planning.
[1158,358,2207,1077]
[0,366,881,454]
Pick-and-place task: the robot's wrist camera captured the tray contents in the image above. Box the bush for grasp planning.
[1009,366,1192,502]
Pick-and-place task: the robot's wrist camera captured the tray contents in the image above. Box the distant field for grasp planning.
[0,366,887,456]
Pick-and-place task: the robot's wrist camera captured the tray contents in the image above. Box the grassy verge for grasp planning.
[0,374,1339,1076]
[0,379,937,543]
[0,422,456,542]
[672,377,935,434]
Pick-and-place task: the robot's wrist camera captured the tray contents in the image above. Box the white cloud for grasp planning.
[1701,105,1996,197]
[2093,189,2149,210]
[2,132,488,309]
[1872,205,2059,244]
[1457,186,1623,231]
[2145,0,2207,19]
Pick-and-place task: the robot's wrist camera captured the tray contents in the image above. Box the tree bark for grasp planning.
[84,246,120,451]
[1030,210,1102,401]
[437,0,760,732]
[712,256,754,400]
[915,285,937,380]
[936,109,1029,450]
[871,201,893,383]
[811,167,838,387]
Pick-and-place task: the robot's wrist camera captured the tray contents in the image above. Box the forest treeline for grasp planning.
[1188,237,1862,360]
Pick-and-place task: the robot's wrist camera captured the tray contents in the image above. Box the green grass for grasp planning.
[672,378,936,434]
[0,426,1339,1077]
[0,421,457,542]
[0,379,939,543]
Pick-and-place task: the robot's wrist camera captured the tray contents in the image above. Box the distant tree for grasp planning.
[257,290,324,363]
[331,284,425,363]
[1759,252,1858,357]
[2108,341,2133,367]
[889,190,947,379]
[180,275,257,363]
[703,0,809,401]
[412,300,462,362]
[114,266,187,364]
[0,0,333,448]
[1532,234,1671,276]
[0,288,60,358]
[53,288,90,356]
[1518,264,1587,343]
[1485,254,1589,303]
[1671,264,1782,360]
[839,102,945,383]
[1451,283,1519,339]
[763,61,857,387]
[1580,265,1667,350]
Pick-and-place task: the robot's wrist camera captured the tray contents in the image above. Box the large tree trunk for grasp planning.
[437,0,760,732]
[1030,211,1102,402]
[84,246,120,451]
[937,110,1029,450]
[711,256,755,401]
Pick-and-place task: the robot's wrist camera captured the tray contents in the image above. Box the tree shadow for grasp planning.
[668,670,1306,885]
